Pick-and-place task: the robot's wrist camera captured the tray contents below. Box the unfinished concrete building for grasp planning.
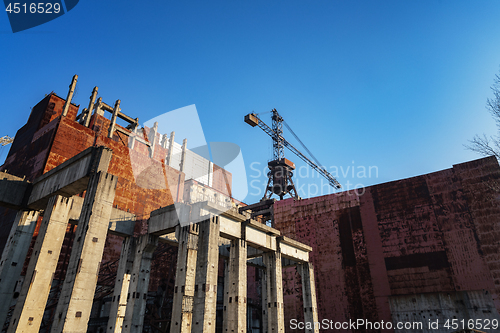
[0,77,318,333]
[1,76,500,333]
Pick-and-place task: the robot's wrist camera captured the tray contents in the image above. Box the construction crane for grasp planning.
[0,135,14,163]
[0,136,13,146]
[244,109,341,201]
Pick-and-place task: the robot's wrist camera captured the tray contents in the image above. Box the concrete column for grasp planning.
[95,97,104,117]
[192,216,220,333]
[224,239,247,333]
[161,133,168,149]
[207,162,213,188]
[108,100,121,138]
[222,261,229,332]
[263,251,284,333]
[82,87,98,127]
[261,267,268,333]
[0,210,39,328]
[62,74,78,117]
[170,223,199,333]
[7,196,73,333]
[50,172,118,333]
[180,138,187,172]
[107,237,136,333]
[148,122,158,158]
[297,263,318,333]
[129,126,138,150]
[166,131,175,167]
[122,234,158,333]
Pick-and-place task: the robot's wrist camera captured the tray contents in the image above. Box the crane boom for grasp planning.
[245,111,341,193]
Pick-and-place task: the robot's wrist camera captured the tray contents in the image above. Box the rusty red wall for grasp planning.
[274,156,500,332]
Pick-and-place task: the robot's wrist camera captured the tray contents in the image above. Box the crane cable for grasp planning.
[282,120,325,171]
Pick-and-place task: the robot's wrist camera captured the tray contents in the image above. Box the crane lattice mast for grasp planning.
[244,109,341,201]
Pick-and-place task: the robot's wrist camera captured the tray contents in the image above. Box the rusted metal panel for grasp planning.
[275,157,500,332]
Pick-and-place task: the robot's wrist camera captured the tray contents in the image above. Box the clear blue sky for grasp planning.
[2,1,500,203]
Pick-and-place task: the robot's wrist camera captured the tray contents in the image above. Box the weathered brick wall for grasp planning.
[0,94,79,253]
[0,93,231,305]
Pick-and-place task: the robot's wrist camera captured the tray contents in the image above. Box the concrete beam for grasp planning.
[277,237,310,263]
[0,172,31,210]
[28,146,112,210]
[219,216,241,240]
[247,257,265,268]
[159,232,178,246]
[244,220,278,252]
[219,244,263,260]
[149,203,191,236]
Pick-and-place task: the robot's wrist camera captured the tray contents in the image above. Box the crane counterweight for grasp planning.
[244,113,259,127]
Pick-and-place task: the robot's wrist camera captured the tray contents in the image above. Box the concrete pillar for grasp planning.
[297,263,318,333]
[95,97,104,117]
[148,122,158,158]
[207,162,213,188]
[225,238,248,333]
[261,267,268,333]
[161,133,168,149]
[122,234,158,333]
[166,131,175,167]
[7,196,73,333]
[50,172,117,333]
[129,126,138,150]
[170,223,199,333]
[263,251,284,333]
[0,210,39,328]
[108,100,121,139]
[62,74,78,117]
[82,87,98,127]
[107,237,136,333]
[180,138,187,172]
[192,216,220,333]
[222,261,229,332]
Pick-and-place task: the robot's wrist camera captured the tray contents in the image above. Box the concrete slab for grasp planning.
[28,146,112,210]
[0,173,31,210]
